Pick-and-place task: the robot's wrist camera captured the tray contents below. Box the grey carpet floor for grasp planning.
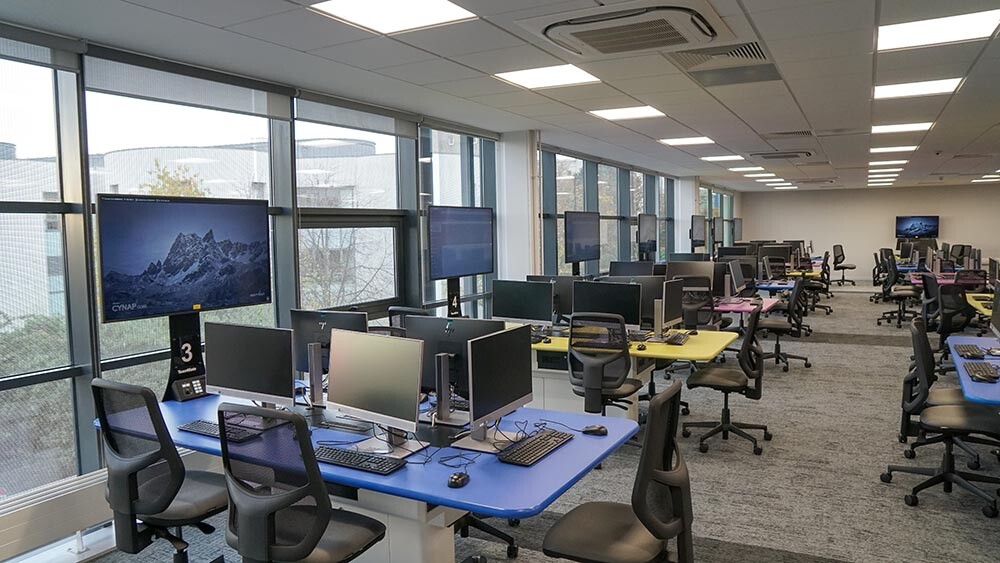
[95,291,1000,563]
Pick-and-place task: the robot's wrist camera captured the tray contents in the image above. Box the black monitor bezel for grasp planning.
[427,204,496,281]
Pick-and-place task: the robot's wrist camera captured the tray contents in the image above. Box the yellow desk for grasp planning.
[967,293,993,317]
[531,330,738,362]
[785,270,821,278]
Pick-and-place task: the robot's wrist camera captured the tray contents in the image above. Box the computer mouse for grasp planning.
[582,424,608,436]
[689,330,699,335]
[542,337,552,344]
[636,343,647,351]
[448,472,470,488]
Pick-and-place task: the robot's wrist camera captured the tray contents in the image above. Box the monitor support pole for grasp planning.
[164,312,205,402]
[446,277,462,317]
[571,262,581,276]
[307,342,325,408]
[420,353,468,427]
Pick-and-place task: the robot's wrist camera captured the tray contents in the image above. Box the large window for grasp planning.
[555,155,584,275]
[295,121,397,209]
[298,227,398,309]
[597,164,619,272]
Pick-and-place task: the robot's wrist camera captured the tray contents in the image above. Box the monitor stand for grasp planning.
[446,277,462,318]
[452,420,512,454]
[571,262,581,276]
[163,312,206,402]
[354,426,426,459]
[418,353,469,427]
[224,403,289,431]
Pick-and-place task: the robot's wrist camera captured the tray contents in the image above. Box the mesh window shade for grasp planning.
[296,98,416,138]
[0,24,82,70]
[84,56,288,119]
[0,37,56,67]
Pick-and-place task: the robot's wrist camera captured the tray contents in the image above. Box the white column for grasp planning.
[496,130,540,279]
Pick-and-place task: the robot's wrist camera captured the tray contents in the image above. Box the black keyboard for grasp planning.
[973,295,991,301]
[965,362,999,382]
[179,420,261,443]
[314,446,407,475]
[317,419,372,434]
[629,331,651,342]
[955,344,985,359]
[664,332,690,346]
[531,334,546,344]
[498,429,573,467]
[450,398,470,411]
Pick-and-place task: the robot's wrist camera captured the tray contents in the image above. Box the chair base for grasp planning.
[681,395,771,455]
[878,300,918,328]
[762,335,810,372]
[881,440,1000,518]
[906,434,1000,470]
[458,515,519,559]
[836,270,856,286]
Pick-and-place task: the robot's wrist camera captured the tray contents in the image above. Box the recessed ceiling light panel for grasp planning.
[728,166,763,172]
[773,186,798,190]
[870,160,908,166]
[869,168,904,173]
[972,178,1000,183]
[744,173,775,178]
[659,136,714,146]
[877,9,1000,51]
[874,78,962,99]
[311,0,476,34]
[872,122,933,134]
[869,174,899,179]
[591,106,665,120]
[495,64,600,89]
[702,155,743,162]
[871,146,918,153]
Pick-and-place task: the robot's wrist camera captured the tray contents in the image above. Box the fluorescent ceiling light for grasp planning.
[869,174,899,179]
[702,155,743,162]
[870,160,908,166]
[972,178,1000,183]
[773,186,798,190]
[869,168,904,173]
[874,78,962,99]
[495,64,599,89]
[757,178,784,182]
[872,122,933,134]
[869,183,893,187]
[745,173,775,178]
[311,0,475,34]
[729,166,763,172]
[877,9,1000,51]
[871,146,918,153]
[659,136,714,146]
[769,183,792,187]
[982,174,1000,178]
[590,106,665,120]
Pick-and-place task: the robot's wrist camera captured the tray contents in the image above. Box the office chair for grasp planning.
[738,262,758,296]
[757,278,810,372]
[880,320,1000,518]
[543,380,694,563]
[870,252,887,302]
[762,256,787,280]
[899,242,915,263]
[218,403,386,563]
[935,284,974,372]
[682,308,771,455]
[832,244,855,286]
[673,275,732,331]
[940,242,950,257]
[91,379,228,563]
[568,313,644,415]
[919,273,941,330]
[877,253,920,328]
[803,251,833,314]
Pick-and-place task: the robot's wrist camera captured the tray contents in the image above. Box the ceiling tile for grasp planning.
[612,74,696,95]
[766,30,874,63]
[424,75,519,97]
[542,83,628,102]
[875,42,981,84]
[392,19,523,57]
[578,54,682,80]
[779,55,872,79]
[377,58,482,84]
[879,0,1000,25]
[226,8,374,51]
[451,0,576,17]
[468,90,552,108]
[126,0,298,27]
[616,116,696,138]
[871,97,949,123]
[309,37,436,69]
[752,0,875,41]
[504,101,579,117]
[568,96,643,112]
[453,44,563,74]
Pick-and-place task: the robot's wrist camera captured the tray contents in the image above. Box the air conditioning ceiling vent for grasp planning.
[670,41,767,71]
[749,150,814,160]
[762,130,813,140]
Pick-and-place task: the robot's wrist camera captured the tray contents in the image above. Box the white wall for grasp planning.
[741,184,1000,278]
[497,130,539,279]
[674,177,697,253]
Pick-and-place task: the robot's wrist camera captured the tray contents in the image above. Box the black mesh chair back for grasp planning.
[940,259,957,273]
[920,273,941,325]
[219,403,331,563]
[786,278,808,336]
[739,308,765,400]
[568,313,630,413]
[882,253,902,295]
[833,244,846,267]
[630,380,692,556]
[902,318,935,416]
[91,378,184,554]
[819,251,832,287]
[955,269,987,292]
[937,284,973,339]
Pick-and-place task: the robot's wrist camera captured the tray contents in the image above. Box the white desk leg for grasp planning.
[331,490,466,563]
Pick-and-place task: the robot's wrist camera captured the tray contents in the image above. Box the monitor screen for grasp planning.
[637,213,657,254]
[760,244,792,263]
[713,217,725,240]
[97,195,271,322]
[468,325,533,425]
[989,258,998,288]
[665,260,715,283]
[492,280,553,325]
[728,260,747,294]
[669,253,710,262]
[427,205,495,280]
[691,215,706,241]
[572,281,641,328]
[405,316,505,394]
[565,211,600,263]
[896,216,939,238]
[328,330,423,432]
[526,275,583,320]
[290,310,368,373]
[205,323,294,407]
[733,218,743,241]
[662,278,684,328]
[717,246,748,257]
[610,261,655,276]
[603,276,666,325]
[711,262,729,297]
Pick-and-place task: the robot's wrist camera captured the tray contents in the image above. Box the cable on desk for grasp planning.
[538,418,585,433]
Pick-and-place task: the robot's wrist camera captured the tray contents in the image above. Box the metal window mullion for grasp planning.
[270,114,297,327]
[583,160,598,277]
[643,174,656,215]
[540,151,557,276]
[399,136,421,308]
[481,139,497,316]
[460,135,474,301]
[666,177,676,254]
[617,167,630,262]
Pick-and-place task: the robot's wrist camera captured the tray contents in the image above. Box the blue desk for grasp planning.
[948,336,1000,405]
[99,394,638,563]
[755,281,794,292]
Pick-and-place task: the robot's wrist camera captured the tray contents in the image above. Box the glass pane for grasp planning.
[555,155,584,212]
[0,214,70,377]
[103,360,171,406]
[712,192,722,218]
[295,121,397,209]
[557,220,570,275]
[597,164,617,216]
[298,227,397,309]
[0,58,59,202]
[600,218,618,273]
[698,187,710,216]
[86,92,271,201]
[0,379,77,497]
[630,171,644,216]
[658,219,668,261]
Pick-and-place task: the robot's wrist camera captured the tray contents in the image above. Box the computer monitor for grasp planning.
[733,218,743,241]
[669,253,710,262]
[565,211,600,265]
[328,329,425,457]
[896,215,939,238]
[717,246,748,257]
[760,244,792,263]
[691,215,706,242]
[712,217,725,241]
[97,195,272,322]
[989,258,998,289]
[899,242,915,261]
[526,275,584,323]
[603,275,666,326]
[729,260,748,295]
[783,240,805,255]
[637,213,657,255]
[665,260,715,283]
[609,261,655,276]
[572,281,642,329]
[452,325,533,453]
[290,309,368,373]
[205,323,294,408]
[662,278,684,330]
[427,205,494,281]
[992,291,1000,340]
[492,280,553,326]
[405,316,505,396]
[710,262,730,297]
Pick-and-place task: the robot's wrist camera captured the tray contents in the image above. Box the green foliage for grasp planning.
[140,159,206,197]
[0,312,69,378]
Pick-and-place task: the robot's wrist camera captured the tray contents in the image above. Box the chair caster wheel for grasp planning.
[508,519,520,527]
[880,472,892,483]
[782,365,789,372]
[968,459,981,471]
[904,495,918,507]
[753,446,763,456]
[764,432,773,441]
[681,407,690,416]
[682,429,691,438]
[699,443,709,453]
[898,434,907,444]
[720,356,727,363]
[507,545,519,558]
[804,362,811,368]
[877,321,882,326]
[903,449,915,459]
[984,505,998,519]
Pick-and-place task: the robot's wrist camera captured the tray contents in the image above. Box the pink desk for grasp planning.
[909,273,982,286]
[713,297,780,314]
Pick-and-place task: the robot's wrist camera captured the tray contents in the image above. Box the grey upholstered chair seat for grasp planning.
[756,317,793,333]
[137,470,228,526]
[835,263,856,270]
[686,367,748,392]
[264,506,387,563]
[543,501,665,563]
[925,387,968,407]
[889,286,919,299]
[920,405,1000,436]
